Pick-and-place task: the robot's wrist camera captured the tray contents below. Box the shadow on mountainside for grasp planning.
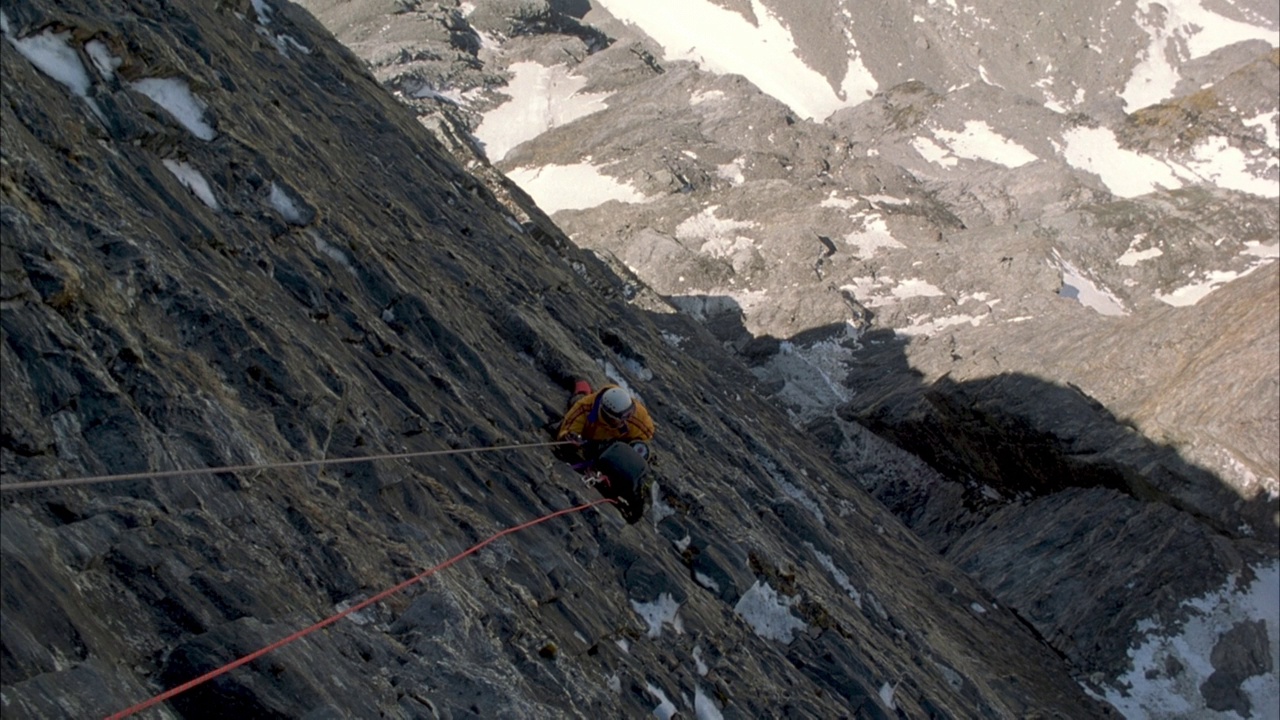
[838,328,1279,543]
[670,293,1278,544]
[662,293,1280,708]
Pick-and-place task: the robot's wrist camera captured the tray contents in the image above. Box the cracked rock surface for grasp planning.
[0,0,1127,718]
[290,0,1279,715]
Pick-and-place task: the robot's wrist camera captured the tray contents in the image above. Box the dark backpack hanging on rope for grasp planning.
[592,442,650,524]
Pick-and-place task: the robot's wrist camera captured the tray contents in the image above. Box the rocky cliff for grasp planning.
[282,0,1280,716]
[0,1,1124,718]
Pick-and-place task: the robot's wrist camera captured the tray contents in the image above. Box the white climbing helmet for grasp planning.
[599,387,636,425]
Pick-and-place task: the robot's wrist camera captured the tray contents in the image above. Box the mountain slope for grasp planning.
[0,0,1113,717]
[286,0,1279,716]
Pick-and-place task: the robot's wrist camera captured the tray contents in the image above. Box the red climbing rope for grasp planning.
[104,497,615,720]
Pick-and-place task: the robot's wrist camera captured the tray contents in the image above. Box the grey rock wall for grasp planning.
[0,0,1115,718]
[281,0,1280,715]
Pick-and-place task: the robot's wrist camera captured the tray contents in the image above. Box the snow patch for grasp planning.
[2,19,91,97]
[912,136,959,168]
[162,160,219,210]
[84,40,121,80]
[806,543,862,608]
[506,163,651,213]
[1096,562,1280,719]
[716,158,746,185]
[843,213,905,256]
[1184,137,1279,198]
[1036,75,1073,113]
[131,77,217,140]
[892,278,945,300]
[1154,265,1265,306]
[646,683,678,720]
[676,206,756,244]
[1061,127,1182,198]
[934,661,967,692]
[631,593,683,638]
[250,0,273,24]
[879,681,898,710]
[759,455,824,524]
[594,0,875,121]
[1064,127,1275,200]
[334,596,376,626]
[820,193,859,210]
[1118,240,1164,267]
[474,61,612,162]
[1241,242,1279,259]
[1123,2,1186,111]
[649,481,675,524]
[734,580,807,643]
[1243,111,1279,151]
[896,313,987,336]
[865,194,912,206]
[839,275,944,308]
[314,236,356,274]
[932,120,1038,168]
[1123,0,1278,110]
[1058,258,1128,316]
[694,685,724,719]
[693,645,709,676]
[598,359,645,393]
[977,64,1001,88]
[695,572,721,592]
[701,235,755,259]
[753,335,854,424]
[618,354,653,382]
[269,182,307,225]
[1155,244,1276,306]
[259,27,311,58]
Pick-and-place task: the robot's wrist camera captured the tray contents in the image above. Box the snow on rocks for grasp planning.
[1093,562,1280,719]
[733,580,807,644]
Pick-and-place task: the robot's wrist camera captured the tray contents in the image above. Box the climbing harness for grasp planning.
[583,470,610,488]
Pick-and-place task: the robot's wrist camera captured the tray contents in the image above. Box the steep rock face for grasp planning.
[283,0,1280,715]
[0,1,1113,718]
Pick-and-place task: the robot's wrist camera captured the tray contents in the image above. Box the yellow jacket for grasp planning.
[557,386,655,444]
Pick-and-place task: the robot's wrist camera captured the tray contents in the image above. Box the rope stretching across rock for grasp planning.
[4,440,619,717]
[103,497,616,720]
[0,440,573,492]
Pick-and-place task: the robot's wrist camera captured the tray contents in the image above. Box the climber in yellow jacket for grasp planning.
[556,380,655,465]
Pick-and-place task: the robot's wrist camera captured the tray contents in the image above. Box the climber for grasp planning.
[555,380,655,466]
[552,380,655,524]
